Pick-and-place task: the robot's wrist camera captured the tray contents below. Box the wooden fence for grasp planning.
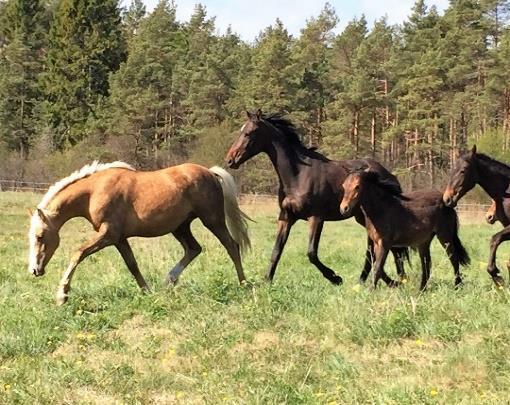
[0,179,492,215]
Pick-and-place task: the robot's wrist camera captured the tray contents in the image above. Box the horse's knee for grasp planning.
[490,235,501,250]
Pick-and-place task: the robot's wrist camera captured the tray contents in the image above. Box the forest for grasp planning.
[1,0,510,192]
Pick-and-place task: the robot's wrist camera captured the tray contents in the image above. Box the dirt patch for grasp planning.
[63,387,122,404]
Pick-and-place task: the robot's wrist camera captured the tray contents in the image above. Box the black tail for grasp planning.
[451,211,470,266]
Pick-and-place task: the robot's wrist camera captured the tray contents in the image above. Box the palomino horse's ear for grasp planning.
[37,208,51,224]
[256,109,262,120]
[27,208,33,218]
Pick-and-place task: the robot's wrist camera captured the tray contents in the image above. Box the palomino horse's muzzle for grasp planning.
[30,266,45,277]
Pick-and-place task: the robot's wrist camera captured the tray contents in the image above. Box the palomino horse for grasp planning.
[340,170,470,290]
[28,162,250,305]
[225,110,408,286]
[443,145,510,286]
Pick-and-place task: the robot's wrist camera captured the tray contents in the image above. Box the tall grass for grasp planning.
[1,191,510,404]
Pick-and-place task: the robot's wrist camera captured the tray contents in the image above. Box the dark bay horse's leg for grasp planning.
[372,242,389,288]
[418,242,432,291]
[266,212,296,282]
[56,226,116,305]
[486,226,510,286]
[166,221,203,285]
[202,218,246,284]
[307,216,342,285]
[116,239,149,291]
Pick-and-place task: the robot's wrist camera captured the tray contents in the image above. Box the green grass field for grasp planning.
[1,191,510,404]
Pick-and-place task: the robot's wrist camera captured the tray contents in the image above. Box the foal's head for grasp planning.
[486,199,497,224]
[28,209,60,277]
[225,110,271,169]
[339,171,367,216]
[443,145,478,207]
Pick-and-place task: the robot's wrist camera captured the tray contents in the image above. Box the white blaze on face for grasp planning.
[28,213,44,274]
[240,123,247,133]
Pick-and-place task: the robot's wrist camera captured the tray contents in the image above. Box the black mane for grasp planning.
[263,113,330,161]
[475,153,510,178]
[363,171,403,197]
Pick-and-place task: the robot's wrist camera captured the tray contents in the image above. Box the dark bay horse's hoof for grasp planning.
[329,275,343,285]
[387,280,401,288]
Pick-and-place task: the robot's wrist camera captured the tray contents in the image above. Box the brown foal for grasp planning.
[340,171,470,290]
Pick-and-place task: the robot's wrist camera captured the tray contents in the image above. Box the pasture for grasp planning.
[1,191,510,404]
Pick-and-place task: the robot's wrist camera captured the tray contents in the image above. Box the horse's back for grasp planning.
[87,163,221,237]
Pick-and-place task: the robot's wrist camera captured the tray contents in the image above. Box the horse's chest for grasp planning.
[281,195,308,214]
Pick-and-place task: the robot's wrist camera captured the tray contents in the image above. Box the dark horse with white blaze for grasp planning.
[340,170,470,290]
[225,110,408,285]
[444,145,510,286]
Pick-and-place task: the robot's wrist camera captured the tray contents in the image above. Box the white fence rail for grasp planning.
[0,179,492,214]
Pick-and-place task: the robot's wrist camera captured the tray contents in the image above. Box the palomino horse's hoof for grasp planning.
[56,292,69,306]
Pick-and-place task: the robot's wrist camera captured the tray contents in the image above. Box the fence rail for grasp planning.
[0,179,492,213]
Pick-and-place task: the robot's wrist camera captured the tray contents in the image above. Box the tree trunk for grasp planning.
[371,110,376,157]
[354,110,359,157]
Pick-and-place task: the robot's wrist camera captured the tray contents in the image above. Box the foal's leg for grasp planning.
[486,226,510,286]
[392,248,408,282]
[203,220,246,284]
[307,216,342,285]
[418,242,432,291]
[436,234,462,287]
[56,227,116,305]
[359,238,400,287]
[116,239,149,291]
[372,242,389,289]
[165,221,202,285]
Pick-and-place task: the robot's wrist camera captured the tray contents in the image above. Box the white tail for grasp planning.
[209,166,251,255]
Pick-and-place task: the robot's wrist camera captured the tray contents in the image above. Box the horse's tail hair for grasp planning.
[209,166,251,255]
[450,209,470,267]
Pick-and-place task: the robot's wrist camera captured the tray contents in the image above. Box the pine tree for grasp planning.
[392,1,445,185]
[107,0,185,165]
[292,3,337,146]
[324,16,368,157]
[42,0,126,149]
[0,0,48,157]
[235,19,296,113]
[122,0,146,40]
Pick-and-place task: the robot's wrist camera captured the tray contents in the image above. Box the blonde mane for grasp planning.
[37,161,135,209]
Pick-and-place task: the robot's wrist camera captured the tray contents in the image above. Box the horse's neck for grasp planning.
[265,139,306,194]
[45,184,89,230]
[476,159,510,198]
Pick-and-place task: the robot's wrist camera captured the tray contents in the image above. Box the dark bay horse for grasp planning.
[28,162,250,304]
[443,145,510,285]
[225,110,408,286]
[340,170,470,289]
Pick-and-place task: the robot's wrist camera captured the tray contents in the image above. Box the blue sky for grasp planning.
[121,0,449,41]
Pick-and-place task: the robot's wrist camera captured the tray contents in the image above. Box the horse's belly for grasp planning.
[124,203,193,237]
